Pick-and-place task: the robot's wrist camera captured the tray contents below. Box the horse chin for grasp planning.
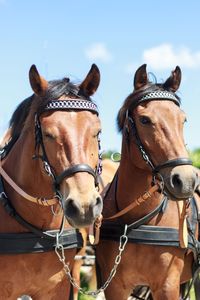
[66,216,95,229]
[164,187,192,202]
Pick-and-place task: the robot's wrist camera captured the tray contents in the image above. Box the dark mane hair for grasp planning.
[36,78,91,116]
[9,78,89,140]
[9,96,34,140]
[117,81,181,133]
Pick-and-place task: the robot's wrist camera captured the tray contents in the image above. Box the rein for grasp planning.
[0,159,56,206]
[105,183,161,220]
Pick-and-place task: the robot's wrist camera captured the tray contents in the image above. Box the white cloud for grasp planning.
[143,44,200,70]
[125,44,200,73]
[85,43,112,63]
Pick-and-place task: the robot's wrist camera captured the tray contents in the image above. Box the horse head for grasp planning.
[24,64,103,227]
[117,64,198,200]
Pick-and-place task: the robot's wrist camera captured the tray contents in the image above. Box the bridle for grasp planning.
[33,99,102,204]
[0,98,102,207]
[125,90,192,182]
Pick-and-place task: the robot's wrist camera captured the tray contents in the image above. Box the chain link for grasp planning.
[139,146,154,170]
[55,225,128,296]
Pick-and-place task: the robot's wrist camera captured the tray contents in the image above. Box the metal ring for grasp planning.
[111,152,121,162]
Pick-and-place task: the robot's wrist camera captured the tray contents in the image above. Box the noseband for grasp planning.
[34,99,102,200]
[125,90,192,178]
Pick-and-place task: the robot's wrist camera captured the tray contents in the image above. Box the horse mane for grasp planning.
[8,78,90,140]
[117,80,181,133]
[8,96,34,141]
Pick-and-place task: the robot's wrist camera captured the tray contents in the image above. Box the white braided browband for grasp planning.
[139,91,180,105]
[45,99,99,114]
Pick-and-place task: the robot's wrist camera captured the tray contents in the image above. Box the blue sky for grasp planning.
[0,0,200,152]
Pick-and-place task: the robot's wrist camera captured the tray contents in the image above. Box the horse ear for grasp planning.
[163,66,182,92]
[79,64,100,96]
[29,65,48,96]
[134,64,148,91]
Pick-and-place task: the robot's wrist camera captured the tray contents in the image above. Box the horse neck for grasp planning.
[116,139,159,221]
[1,130,62,230]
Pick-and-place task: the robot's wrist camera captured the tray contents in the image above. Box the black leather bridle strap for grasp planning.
[55,164,98,187]
[127,114,193,174]
[154,158,193,173]
[127,114,155,170]
[33,99,101,192]
[127,196,168,230]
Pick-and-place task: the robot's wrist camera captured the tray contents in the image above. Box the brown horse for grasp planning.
[0,64,102,299]
[72,158,119,300]
[96,64,200,300]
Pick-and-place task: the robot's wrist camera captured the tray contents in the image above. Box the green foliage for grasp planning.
[78,272,95,300]
[189,148,200,168]
[102,150,115,160]
[79,294,94,300]
[102,150,121,162]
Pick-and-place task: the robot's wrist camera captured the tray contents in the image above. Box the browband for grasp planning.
[45,99,99,115]
[139,91,180,104]
[131,90,180,110]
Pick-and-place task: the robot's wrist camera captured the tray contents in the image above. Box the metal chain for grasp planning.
[55,224,128,296]
[139,146,154,170]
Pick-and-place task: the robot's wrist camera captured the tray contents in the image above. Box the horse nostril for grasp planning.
[95,196,102,207]
[92,196,103,217]
[65,198,80,218]
[172,174,183,189]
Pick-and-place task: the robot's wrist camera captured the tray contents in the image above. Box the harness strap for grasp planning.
[0,229,83,254]
[0,175,83,253]
[55,164,98,186]
[105,183,160,220]
[0,159,57,206]
[127,197,168,229]
[154,158,193,173]
[0,181,64,239]
[100,224,196,250]
[0,135,19,159]
[177,201,188,248]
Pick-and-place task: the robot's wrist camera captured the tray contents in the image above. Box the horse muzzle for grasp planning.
[64,194,103,228]
[161,165,199,200]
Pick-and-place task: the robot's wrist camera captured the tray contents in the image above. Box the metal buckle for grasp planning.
[0,191,7,200]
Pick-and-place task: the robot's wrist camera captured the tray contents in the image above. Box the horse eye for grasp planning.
[44,132,55,140]
[94,130,101,138]
[139,116,151,125]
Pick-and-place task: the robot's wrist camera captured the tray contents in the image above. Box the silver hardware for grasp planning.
[43,161,54,178]
[55,224,128,296]
[0,148,5,156]
[51,201,62,216]
[111,152,121,162]
[0,191,7,199]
